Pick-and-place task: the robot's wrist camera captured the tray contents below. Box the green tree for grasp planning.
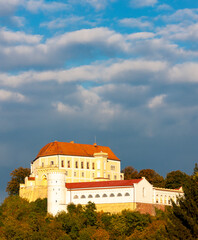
[138,169,165,188]
[84,202,97,226]
[166,177,198,239]
[165,170,188,189]
[122,166,139,180]
[6,167,30,195]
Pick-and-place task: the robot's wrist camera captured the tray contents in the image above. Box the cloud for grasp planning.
[130,0,158,8]
[0,89,26,102]
[40,16,94,29]
[168,62,198,83]
[0,27,130,71]
[158,23,198,42]
[119,18,153,29]
[148,94,166,108]
[156,4,172,11]
[25,0,69,13]
[10,16,26,27]
[0,0,23,16]
[127,32,155,40]
[0,59,167,87]
[160,8,198,23]
[69,0,114,10]
[0,28,42,45]
[53,85,121,126]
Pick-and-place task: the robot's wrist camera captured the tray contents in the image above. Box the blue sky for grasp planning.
[0,0,198,201]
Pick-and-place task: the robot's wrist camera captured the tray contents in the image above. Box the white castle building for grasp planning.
[20,141,183,216]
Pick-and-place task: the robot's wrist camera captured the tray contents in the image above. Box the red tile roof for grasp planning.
[28,177,35,181]
[35,141,119,161]
[66,179,142,189]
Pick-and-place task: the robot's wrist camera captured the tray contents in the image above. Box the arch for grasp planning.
[95,194,100,198]
[125,192,130,196]
[117,193,122,197]
[102,194,107,197]
[88,195,93,198]
[74,195,78,199]
[110,193,115,197]
[81,195,86,199]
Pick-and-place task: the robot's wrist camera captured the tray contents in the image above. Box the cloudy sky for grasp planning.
[1,0,198,201]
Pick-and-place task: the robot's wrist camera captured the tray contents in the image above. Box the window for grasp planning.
[82,172,84,177]
[74,195,78,199]
[117,193,122,197]
[81,195,86,199]
[87,162,89,169]
[74,172,76,177]
[75,161,78,168]
[111,165,115,171]
[110,193,115,197]
[81,162,84,169]
[108,174,110,179]
[156,195,159,203]
[125,193,130,196]
[95,194,100,198]
[66,171,68,176]
[42,162,44,167]
[61,160,64,167]
[92,162,95,169]
[92,173,95,177]
[51,161,54,166]
[88,195,93,198]
[114,175,117,180]
[102,194,107,197]
[68,161,70,168]
[120,175,123,180]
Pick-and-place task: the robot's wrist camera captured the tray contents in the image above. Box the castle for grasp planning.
[20,141,183,215]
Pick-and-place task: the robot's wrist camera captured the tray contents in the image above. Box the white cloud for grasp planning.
[127,32,155,40]
[130,0,158,8]
[164,8,198,23]
[0,27,131,71]
[0,89,26,102]
[148,94,166,108]
[120,18,152,29]
[53,85,121,126]
[69,0,115,10]
[26,0,69,13]
[156,4,172,11]
[0,59,167,87]
[158,23,198,42]
[0,0,23,16]
[0,28,42,45]
[168,63,198,83]
[40,16,93,29]
[10,16,26,27]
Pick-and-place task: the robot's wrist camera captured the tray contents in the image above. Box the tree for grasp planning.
[165,170,188,189]
[122,166,139,180]
[6,167,30,195]
[166,177,198,239]
[138,169,165,188]
[193,163,198,175]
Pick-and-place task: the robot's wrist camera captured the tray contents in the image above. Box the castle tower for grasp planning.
[47,170,66,216]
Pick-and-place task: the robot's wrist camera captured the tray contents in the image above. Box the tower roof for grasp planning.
[34,141,120,161]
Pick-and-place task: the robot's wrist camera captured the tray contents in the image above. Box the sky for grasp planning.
[0,0,198,201]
